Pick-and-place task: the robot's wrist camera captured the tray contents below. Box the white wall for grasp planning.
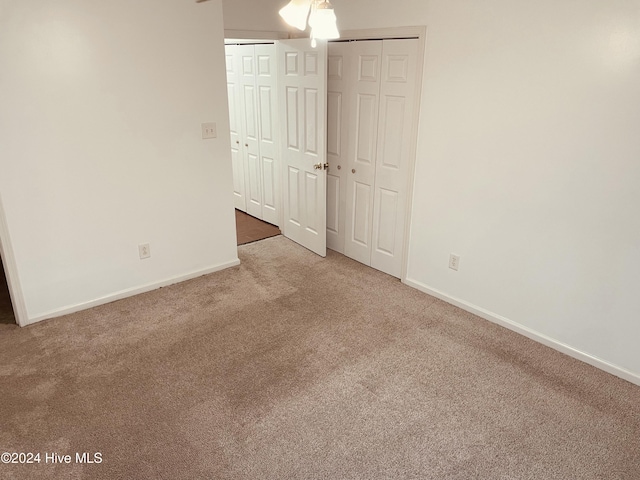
[0,0,238,324]
[223,0,640,381]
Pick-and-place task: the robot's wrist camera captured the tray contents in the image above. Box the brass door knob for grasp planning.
[337,165,341,170]
[351,169,356,174]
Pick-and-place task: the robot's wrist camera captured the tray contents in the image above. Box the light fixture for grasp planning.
[278,0,313,32]
[279,0,339,44]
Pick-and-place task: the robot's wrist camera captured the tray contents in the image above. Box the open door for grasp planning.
[277,39,328,257]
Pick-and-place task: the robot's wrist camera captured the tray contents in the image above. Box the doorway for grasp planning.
[225,39,285,247]
[0,256,16,325]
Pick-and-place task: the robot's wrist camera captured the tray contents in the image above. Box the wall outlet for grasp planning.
[139,243,151,260]
[449,254,460,271]
[201,122,217,139]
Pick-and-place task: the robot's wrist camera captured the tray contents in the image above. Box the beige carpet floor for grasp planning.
[1,236,638,479]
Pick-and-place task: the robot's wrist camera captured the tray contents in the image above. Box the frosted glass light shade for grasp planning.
[309,3,340,40]
[279,0,313,31]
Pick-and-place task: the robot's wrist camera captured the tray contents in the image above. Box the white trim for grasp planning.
[22,259,241,327]
[291,26,428,41]
[339,26,426,41]
[0,194,28,327]
[404,277,640,387]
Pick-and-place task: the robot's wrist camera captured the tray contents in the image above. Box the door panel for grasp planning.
[327,92,342,157]
[225,46,246,211]
[352,182,372,247]
[262,156,276,214]
[247,152,262,210]
[375,188,398,255]
[326,174,340,236]
[258,87,274,142]
[305,172,320,234]
[305,88,319,154]
[286,87,299,149]
[344,41,382,265]
[326,42,349,253]
[288,166,301,225]
[371,39,419,277]
[380,96,405,169]
[355,94,378,165]
[242,85,258,140]
[278,39,327,257]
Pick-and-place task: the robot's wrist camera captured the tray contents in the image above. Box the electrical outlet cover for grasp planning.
[201,122,217,139]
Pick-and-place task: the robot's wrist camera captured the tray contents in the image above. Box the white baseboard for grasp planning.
[23,258,241,326]
[403,277,640,387]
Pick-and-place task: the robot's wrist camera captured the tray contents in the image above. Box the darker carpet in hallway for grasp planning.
[235,209,281,245]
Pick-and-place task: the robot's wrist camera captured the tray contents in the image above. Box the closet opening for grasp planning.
[224,39,283,246]
[325,34,423,278]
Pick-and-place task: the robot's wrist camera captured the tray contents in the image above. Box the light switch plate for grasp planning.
[201,122,217,139]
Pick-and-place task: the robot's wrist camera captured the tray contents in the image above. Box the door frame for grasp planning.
[331,26,427,283]
[0,193,28,326]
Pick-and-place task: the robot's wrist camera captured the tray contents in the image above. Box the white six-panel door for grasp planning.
[278,39,328,257]
[225,47,247,212]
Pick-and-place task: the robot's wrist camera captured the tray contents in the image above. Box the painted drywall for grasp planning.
[221,0,292,34]
[223,0,640,380]
[0,0,238,323]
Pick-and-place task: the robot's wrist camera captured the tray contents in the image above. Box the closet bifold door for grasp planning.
[225,43,280,227]
[327,38,419,278]
[343,40,383,267]
[238,44,263,220]
[225,45,247,212]
[326,42,350,254]
[370,39,419,278]
[254,44,279,227]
